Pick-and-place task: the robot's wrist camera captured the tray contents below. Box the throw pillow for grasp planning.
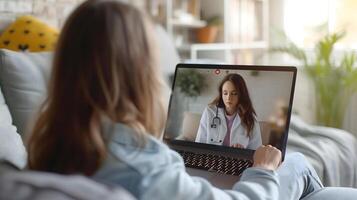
[0,49,52,136]
[0,15,58,52]
[0,125,27,169]
[0,87,12,127]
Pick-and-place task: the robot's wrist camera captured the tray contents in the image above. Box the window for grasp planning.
[284,0,357,48]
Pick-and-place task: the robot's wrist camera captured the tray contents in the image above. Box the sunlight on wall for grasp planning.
[335,0,357,48]
[284,0,357,48]
[284,0,329,47]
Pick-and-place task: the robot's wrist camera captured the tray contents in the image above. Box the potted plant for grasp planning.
[196,15,222,43]
[272,32,357,128]
[175,69,207,98]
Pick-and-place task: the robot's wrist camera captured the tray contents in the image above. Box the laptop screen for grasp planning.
[164,64,296,154]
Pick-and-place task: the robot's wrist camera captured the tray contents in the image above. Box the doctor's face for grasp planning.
[222,81,239,114]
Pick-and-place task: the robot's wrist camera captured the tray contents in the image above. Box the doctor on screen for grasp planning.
[195,73,262,150]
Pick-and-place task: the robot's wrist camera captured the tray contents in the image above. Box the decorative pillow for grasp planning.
[0,49,52,136]
[0,88,12,127]
[0,125,27,169]
[1,82,27,169]
[0,15,58,52]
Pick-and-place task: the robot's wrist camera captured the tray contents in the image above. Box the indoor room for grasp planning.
[0,0,357,199]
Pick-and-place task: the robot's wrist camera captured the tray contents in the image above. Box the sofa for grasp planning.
[0,160,135,200]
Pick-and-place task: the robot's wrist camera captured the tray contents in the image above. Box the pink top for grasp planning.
[222,113,236,146]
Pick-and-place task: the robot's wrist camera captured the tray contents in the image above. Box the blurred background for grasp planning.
[1,0,357,188]
[0,0,356,135]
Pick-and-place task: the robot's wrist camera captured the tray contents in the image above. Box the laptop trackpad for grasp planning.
[186,168,240,189]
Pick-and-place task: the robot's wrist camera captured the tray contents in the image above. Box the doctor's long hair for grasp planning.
[210,73,256,138]
[27,0,166,175]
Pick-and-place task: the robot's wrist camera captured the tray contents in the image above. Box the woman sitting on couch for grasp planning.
[26,0,357,200]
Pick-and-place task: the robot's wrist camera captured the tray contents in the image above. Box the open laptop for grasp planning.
[164,63,297,188]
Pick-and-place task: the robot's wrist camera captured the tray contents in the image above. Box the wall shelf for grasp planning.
[169,18,206,28]
[146,0,270,63]
[189,41,268,60]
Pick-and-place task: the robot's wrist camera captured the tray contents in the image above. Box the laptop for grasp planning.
[164,63,297,188]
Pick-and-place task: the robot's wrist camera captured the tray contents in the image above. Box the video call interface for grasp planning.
[164,67,295,151]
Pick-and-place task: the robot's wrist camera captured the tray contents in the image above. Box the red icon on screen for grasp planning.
[214,69,220,75]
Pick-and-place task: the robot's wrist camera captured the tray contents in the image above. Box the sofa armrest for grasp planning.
[0,170,135,200]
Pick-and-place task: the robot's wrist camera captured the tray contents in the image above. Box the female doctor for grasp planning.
[195,73,262,150]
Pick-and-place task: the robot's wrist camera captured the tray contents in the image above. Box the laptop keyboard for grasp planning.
[178,150,253,176]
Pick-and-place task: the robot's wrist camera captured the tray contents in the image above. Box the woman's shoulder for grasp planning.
[204,105,217,113]
[105,123,170,151]
[102,122,184,172]
[94,122,186,194]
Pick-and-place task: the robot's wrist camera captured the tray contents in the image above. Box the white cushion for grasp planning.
[0,125,26,169]
[0,49,52,136]
[0,88,12,127]
[0,64,26,169]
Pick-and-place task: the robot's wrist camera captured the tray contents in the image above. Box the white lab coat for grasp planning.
[195,106,262,150]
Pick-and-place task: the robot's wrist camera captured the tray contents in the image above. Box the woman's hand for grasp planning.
[231,143,244,148]
[252,145,281,171]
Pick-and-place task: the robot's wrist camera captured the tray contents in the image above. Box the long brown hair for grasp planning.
[27,0,166,175]
[210,73,256,137]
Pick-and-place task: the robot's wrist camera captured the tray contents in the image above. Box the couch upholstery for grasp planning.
[0,161,135,200]
[0,49,52,136]
[0,85,12,127]
[0,126,26,169]
[0,59,26,169]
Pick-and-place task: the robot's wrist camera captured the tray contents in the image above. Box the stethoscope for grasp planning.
[210,105,222,143]
[210,105,221,128]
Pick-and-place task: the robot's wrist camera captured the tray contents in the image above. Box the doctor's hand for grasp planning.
[231,143,244,148]
[252,145,281,171]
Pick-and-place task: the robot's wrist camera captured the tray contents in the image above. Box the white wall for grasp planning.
[0,0,84,28]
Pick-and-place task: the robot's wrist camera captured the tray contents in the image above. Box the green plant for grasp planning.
[272,31,357,128]
[175,69,206,98]
[206,15,223,27]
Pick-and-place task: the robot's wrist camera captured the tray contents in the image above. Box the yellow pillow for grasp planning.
[0,15,59,52]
